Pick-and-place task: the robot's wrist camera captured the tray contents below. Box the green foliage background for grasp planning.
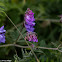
[0,0,62,62]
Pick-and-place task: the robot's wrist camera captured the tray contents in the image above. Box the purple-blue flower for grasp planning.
[0,26,6,43]
[24,8,35,32]
[24,8,38,42]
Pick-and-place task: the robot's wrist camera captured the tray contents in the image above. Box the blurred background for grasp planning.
[0,0,62,62]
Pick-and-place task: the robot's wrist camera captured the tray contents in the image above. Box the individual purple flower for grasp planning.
[24,8,38,42]
[0,26,6,43]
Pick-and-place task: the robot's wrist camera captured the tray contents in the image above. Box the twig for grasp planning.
[0,44,14,47]
[0,44,62,52]
[4,13,39,62]
[35,18,60,22]
[37,46,58,50]
[0,44,28,48]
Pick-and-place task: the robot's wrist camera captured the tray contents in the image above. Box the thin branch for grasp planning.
[37,46,58,50]
[14,44,28,48]
[0,44,28,48]
[0,44,14,47]
[4,13,39,62]
[0,44,62,52]
[35,18,60,22]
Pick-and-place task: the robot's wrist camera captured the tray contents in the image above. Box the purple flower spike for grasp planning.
[24,8,38,42]
[0,26,6,43]
[24,8,35,32]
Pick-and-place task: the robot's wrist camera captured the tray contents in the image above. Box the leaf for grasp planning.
[51,59,54,62]
[39,40,47,47]
[0,2,5,16]
[6,22,26,44]
[41,58,44,62]
[46,58,49,62]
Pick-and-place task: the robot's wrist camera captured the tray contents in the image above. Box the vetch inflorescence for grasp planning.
[24,8,38,42]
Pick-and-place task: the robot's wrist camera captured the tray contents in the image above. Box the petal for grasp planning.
[32,35,38,42]
[26,28,35,32]
[31,17,35,21]
[26,15,31,20]
[24,23,30,28]
[0,30,6,33]
[0,34,5,43]
[0,26,4,31]
[0,26,6,33]
[35,39,38,42]
[26,20,35,26]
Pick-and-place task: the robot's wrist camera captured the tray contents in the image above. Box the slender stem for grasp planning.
[0,44,58,50]
[37,46,58,50]
[5,13,39,62]
[0,44,14,47]
[0,44,62,52]
[35,18,60,22]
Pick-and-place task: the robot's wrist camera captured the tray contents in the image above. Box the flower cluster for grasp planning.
[25,32,38,42]
[0,26,6,43]
[24,8,35,32]
[24,8,38,42]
